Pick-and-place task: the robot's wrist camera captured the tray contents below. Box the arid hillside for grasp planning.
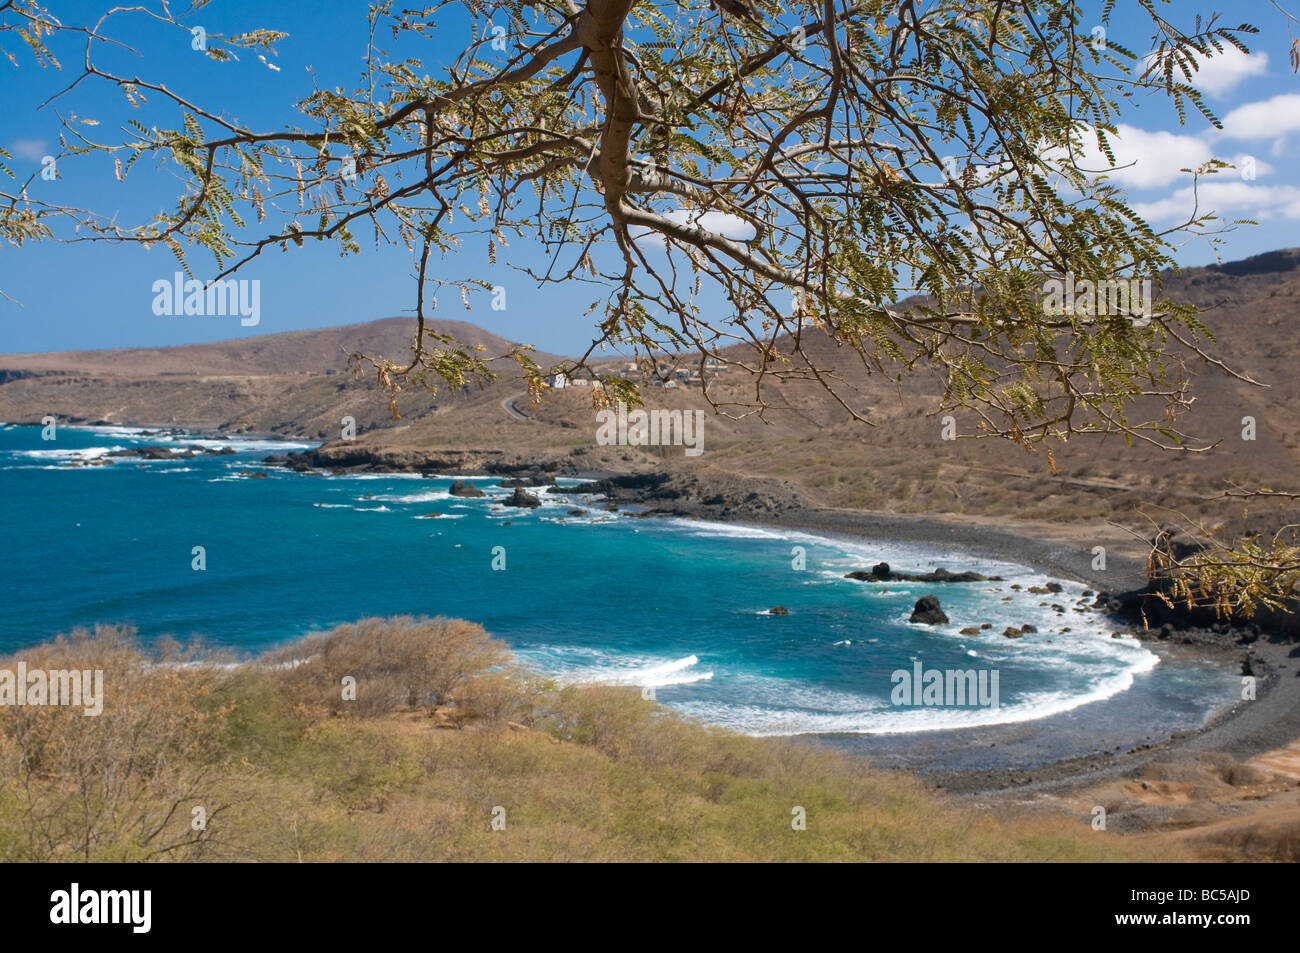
[0,318,564,442]
[3,250,1298,547]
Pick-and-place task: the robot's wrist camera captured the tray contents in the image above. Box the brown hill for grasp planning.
[293,249,1300,560]
[0,317,542,376]
[0,317,566,440]
[2,251,1298,554]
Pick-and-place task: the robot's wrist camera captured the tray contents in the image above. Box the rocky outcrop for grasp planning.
[908,595,948,625]
[1025,582,1064,594]
[449,480,486,498]
[545,471,802,519]
[270,445,565,476]
[108,445,190,459]
[1154,524,1209,562]
[497,474,551,488]
[1096,575,1300,640]
[768,606,789,615]
[846,562,1001,583]
[501,488,542,508]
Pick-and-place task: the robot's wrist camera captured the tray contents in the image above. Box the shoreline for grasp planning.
[267,447,1300,798]
[706,509,1299,798]
[20,422,1300,798]
[653,503,1299,797]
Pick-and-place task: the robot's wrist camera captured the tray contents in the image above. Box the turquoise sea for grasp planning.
[0,423,1236,751]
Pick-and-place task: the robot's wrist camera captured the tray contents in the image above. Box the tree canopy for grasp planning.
[4,0,1297,617]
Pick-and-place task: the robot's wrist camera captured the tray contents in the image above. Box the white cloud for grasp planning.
[1218,93,1300,140]
[1146,47,1269,97]
[1131,181,1300,222]
[1071,124,1213,189]
[630,208,756,249]
[8,139,48,162]
[662,209,756,240]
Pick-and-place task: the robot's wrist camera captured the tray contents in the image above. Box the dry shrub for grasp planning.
[0,625,232,861]
[1200,752,1268,787]
[1141,753,1268,793]
[0,618,1205,863]
[1189,819,1300,862]
[262,616,525,721]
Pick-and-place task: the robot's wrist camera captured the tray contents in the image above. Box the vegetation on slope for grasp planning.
[0,617,1187,862]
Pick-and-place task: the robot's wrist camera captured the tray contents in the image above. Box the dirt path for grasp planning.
[501,393,530,422]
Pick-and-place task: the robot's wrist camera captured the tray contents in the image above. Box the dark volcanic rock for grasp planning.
[909,595,948,625]
[1155,524,1207,562]
[1020,624,1038,634]
[449,480,486,498]
[497,474,550,488]
[768,606,789,615]
[108,445,189,460]
[275,446,567,477]
[846,564,1001,583]
[1003,627,1023,639]
[501,488,542,509]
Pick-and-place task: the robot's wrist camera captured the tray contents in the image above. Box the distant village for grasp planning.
[546,356,729,390]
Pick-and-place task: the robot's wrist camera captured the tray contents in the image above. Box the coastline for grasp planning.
[265,442,1300,800]
[21,422,1300,800]
[654,499,1299,798]
[706,509,1299,799]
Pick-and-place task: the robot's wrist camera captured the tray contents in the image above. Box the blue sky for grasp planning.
[2,0,1298,356]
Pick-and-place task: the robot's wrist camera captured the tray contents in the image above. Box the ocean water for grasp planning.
[0,423,1236,743]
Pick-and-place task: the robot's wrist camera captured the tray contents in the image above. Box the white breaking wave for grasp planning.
[673,652,1159,737]
[46,424,316,454]
[361,490,451,504]
[507,516,1166,737]
[670,521,787,541]
[12,445,124,461]
[173,436,314,452]
[528,648,716,689]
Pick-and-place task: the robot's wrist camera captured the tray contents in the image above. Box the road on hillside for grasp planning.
[501,393,531,421]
